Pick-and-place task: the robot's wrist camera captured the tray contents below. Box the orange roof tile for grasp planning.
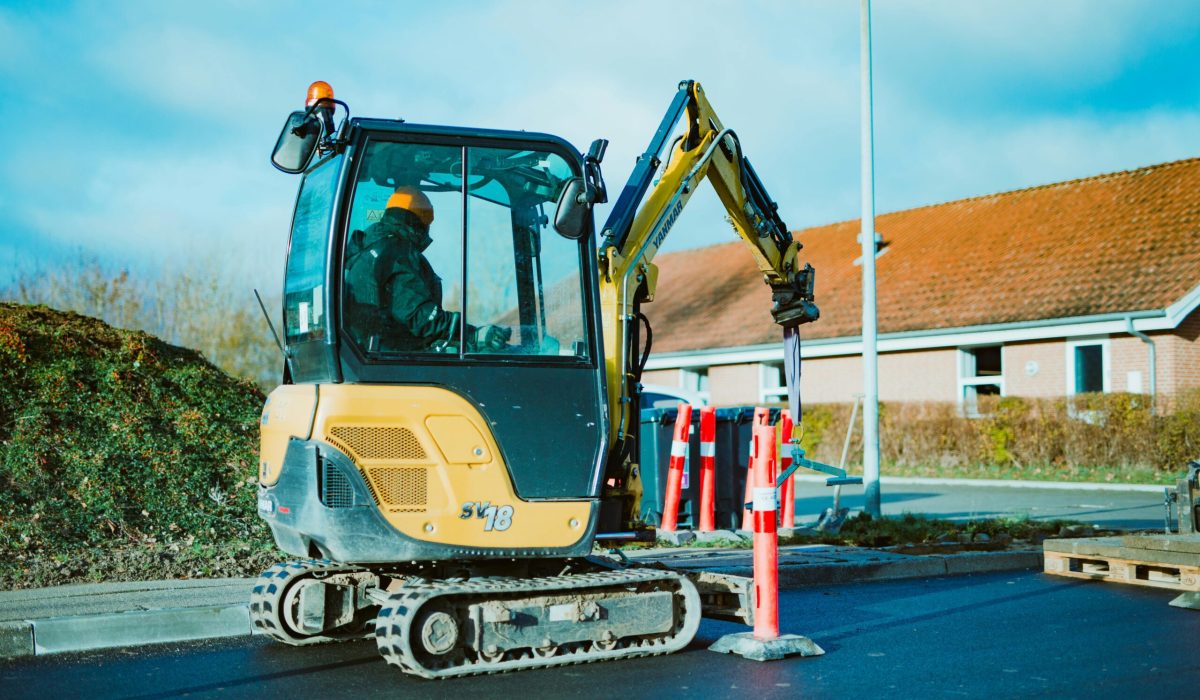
[647,157,1200,353]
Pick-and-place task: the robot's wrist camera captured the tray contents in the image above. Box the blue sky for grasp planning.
[1,0,1198,292]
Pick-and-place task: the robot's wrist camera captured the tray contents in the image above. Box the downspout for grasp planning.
[1126,316,1157,414]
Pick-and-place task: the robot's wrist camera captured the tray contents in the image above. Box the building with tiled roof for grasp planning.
[641,157,1200,408]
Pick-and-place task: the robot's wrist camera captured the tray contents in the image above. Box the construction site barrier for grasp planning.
[639,406,779,529]
[698,406,717,532]
[658,403,692,532]
[779,409,796,529]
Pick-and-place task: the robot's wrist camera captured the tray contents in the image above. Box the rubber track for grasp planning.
[374,568,701,679]
[249,559,374,645]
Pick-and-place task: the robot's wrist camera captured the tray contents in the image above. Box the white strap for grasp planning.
[752,487,778,512]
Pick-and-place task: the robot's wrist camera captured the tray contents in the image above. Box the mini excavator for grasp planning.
[253,80,819,677]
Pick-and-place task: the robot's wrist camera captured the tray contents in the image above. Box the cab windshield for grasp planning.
[342,139,588,360]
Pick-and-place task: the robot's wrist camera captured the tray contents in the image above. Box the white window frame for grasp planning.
[958,345,1005,416]
[758,362,788,403]
[679,367,711,403]
[1065,337,1111,395]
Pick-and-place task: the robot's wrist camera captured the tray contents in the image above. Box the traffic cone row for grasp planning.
[661,404,799,533]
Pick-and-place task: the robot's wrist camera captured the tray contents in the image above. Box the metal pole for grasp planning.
[860,0,882,517]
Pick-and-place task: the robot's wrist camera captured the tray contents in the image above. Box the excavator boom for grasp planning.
[596,81,819,526]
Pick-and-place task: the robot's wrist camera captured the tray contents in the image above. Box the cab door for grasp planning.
[335,132,609,500]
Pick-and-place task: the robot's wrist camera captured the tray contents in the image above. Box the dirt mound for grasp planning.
[0,303,267,583]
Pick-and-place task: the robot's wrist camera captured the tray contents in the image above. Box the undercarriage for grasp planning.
[250,557,751,678]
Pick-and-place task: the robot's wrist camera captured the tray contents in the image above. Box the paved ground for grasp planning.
[791,477,1167,530]
[0,479,1172,661]
[3,570,1194,698]
[0,544,1042,658]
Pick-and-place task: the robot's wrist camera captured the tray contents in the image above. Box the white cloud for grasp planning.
[874,94,1200,214]
[3,0,1199,274]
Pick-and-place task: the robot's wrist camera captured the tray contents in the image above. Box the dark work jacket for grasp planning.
[344,209,462,352]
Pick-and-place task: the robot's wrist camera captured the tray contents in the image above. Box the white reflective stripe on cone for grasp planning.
[670,441,688,458]
[699,443,716,458]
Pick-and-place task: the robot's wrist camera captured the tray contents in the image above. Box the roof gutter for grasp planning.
[1126,316,1157,413]
[645,309,1169,370]
[645,280,1200,371]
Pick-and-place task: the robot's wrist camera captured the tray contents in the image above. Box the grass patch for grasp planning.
[0,539,280,589]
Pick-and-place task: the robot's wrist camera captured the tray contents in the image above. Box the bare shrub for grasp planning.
[798,391,1200,482]
[0,254,281,389]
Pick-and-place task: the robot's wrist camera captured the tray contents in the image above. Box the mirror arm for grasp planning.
[301,97,352,151]
[580,138,609,206]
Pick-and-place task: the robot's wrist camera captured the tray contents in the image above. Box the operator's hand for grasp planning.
[477,325,512,352]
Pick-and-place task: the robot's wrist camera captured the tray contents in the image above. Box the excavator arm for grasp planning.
[596,80,819,528]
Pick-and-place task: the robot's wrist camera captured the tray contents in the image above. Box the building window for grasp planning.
[680,367,710,402]
[759,362,787,403]
[959,345,1003,416]
[1066,339,1110,395]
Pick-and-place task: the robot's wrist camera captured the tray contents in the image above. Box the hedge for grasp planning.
[796,392,1200,483]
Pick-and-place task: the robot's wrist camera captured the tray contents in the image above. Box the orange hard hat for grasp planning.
[386,186,435,226]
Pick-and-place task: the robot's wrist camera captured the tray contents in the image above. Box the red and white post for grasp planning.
[742,407,770,530]
[751,423,780,639]
[779,410,796,529]
[697,406,717,532]
[710,422,824,661]
[659,403,692,532]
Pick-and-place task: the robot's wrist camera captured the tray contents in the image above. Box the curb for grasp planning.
[2,604,252,660]
[791,474,1168,493]
[0,549,1042,660]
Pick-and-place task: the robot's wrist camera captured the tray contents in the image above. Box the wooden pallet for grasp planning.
[1043,536,1200,593]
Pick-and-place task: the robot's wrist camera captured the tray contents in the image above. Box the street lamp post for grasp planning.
[860,0,882,517]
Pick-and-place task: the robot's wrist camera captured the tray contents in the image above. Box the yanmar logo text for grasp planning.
[652,199,685,250]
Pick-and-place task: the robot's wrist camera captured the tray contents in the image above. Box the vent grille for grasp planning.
[320,459,355,508]
[328,426,427,461]
[366,467,427,512]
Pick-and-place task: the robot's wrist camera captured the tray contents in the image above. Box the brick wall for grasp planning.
[1162,307,1200,393]
[1004,340,1065,397]
[641,369,678,386]
[798,354,861,403]
[878,349,959,402]
[650,308,1200,406]
[708,363,761,405]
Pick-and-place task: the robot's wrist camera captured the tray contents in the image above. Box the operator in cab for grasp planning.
[344,186,511,353]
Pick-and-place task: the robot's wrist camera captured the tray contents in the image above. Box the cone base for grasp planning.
[708,632,825,661]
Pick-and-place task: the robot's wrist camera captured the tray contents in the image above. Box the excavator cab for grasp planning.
[260,90,613,566]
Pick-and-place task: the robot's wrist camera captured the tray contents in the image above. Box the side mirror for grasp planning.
[271,110,321,174]
[553,177,589,240]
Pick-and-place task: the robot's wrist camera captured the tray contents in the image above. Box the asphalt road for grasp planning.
[3,570,1195,699]
[792,480,1167,530]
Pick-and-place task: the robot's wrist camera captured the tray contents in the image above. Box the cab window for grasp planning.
[464,146,586,357]
[341,138,589,361]
[342,142,463,355]
[284,154,341,344]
